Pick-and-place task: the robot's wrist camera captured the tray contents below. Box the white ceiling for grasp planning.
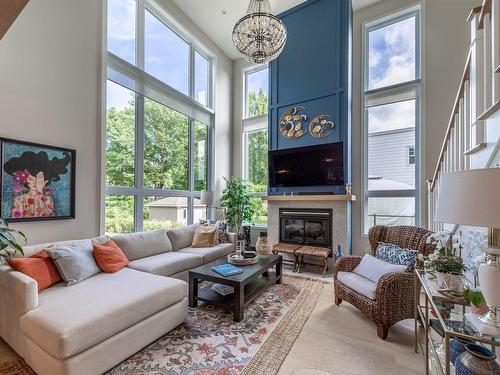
[170,0,382,60]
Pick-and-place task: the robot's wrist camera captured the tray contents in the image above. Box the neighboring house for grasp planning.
[146,197,206,225]
[368,127,416,187]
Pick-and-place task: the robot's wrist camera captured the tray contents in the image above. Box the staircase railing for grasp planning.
[428,0,500,231]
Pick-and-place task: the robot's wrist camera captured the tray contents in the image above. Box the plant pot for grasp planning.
[436,271,463,291]
[450,337,475,365]
[255,237,272,256]
[455,343,500,374]
[471,303,490,315]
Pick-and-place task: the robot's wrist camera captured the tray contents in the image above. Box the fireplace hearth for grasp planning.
[279,208,332,249]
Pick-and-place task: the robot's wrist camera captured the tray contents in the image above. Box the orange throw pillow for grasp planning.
[93,240,129,273]
[9,251,62,292]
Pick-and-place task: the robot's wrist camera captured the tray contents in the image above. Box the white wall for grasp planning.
[351,0,479,255]
[0,0,233,245]
[0,0,102,245]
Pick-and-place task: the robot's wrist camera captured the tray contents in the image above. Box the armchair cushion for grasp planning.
[337,272,377,300]
[353,254,407,283]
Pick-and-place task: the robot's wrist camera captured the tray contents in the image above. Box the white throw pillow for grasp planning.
[353,254,407,284]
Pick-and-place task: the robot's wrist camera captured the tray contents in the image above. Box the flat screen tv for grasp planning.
[269,142,344,188]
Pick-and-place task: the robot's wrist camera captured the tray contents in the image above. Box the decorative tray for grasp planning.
[227,253,258,266]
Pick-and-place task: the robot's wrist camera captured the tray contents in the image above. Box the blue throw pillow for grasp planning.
[375,242,418,271]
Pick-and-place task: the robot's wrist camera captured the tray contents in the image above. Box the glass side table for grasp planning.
[414,269,500,375]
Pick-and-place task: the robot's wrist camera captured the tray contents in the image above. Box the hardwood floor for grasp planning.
[0,280,423,374]
[279,283,424,375]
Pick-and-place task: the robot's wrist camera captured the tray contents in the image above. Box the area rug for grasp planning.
[0,274,324,375]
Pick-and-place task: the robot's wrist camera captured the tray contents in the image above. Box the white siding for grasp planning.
[368,127,416,188]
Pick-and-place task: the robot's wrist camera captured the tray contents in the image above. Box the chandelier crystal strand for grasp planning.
[232,0,288,64]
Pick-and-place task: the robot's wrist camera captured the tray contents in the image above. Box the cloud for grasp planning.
[368,100,415,133]
[108,0,136,41]
[368,17,416,90]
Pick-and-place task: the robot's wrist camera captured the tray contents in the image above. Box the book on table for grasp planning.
[212,263,243,277]
[211,283,234,296]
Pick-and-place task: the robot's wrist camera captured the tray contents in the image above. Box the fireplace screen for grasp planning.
[279,208,332,248]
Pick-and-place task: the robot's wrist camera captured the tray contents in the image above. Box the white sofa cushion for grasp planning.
[20,268,187,360]
[178,243,234,263]
[353,254,407,283]
[337,271,377,300]
[110,230,172,261]
[167,223,199,251]
[127,251,203,277]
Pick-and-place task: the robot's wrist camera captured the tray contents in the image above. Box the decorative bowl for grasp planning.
[228,253,258,266]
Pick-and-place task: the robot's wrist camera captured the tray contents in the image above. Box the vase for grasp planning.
[450,337,475,365]
[436,271,463,291]
[455,344,500,374]
[255,236,272,256]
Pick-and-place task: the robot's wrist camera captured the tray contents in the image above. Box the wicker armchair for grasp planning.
[333,225,435,339]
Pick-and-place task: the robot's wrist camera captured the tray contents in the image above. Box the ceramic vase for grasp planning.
[450,337,474,365]
[455,344,500,375]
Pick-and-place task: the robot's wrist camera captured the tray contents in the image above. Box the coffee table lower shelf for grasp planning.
[197,272,278,308]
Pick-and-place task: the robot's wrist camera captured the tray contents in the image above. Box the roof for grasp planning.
[146,197,205,208]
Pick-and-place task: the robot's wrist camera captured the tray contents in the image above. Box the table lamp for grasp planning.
[435,168,500,327]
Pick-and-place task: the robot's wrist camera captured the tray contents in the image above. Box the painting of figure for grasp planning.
[0,139,75,222]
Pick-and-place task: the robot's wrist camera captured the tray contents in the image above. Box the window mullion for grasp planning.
[136,0,145,70]
[135,95,145,232]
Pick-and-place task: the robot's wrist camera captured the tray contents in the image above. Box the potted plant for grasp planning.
[0,219,26,262]
[464,288,489,315]
[219,177,255,238]
[419,231,468,291]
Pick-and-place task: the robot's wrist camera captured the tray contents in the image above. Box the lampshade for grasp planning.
[200,191,215,206]
[435,168,500,228]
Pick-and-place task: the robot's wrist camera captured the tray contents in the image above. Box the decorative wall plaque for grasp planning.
[309,115,335,139]
[279,107,307,138]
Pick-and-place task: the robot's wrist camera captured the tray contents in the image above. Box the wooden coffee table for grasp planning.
[188,254,282,322]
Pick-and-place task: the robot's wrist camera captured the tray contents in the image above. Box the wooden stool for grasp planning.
[295,246,332,274]
[272,243,301,272]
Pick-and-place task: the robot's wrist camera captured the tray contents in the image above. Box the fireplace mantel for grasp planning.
[262,194,356,202]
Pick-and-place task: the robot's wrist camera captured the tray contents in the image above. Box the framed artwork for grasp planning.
[0,138,76,222]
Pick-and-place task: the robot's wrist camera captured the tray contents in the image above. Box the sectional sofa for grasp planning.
[0,223,236,375]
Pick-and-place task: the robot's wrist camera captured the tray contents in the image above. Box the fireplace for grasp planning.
[279,208,332,249]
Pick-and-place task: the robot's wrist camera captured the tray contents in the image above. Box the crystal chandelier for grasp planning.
[232,0,288,64]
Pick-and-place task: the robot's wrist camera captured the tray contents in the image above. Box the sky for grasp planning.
[368,16,416,133]
[247,68,269,97]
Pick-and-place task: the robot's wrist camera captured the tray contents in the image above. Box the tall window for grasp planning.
[105,0,214,234]
[363,7,421,232]
[243,66,269,225]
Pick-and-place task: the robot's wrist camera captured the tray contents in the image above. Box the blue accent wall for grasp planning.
[269,0,352,196]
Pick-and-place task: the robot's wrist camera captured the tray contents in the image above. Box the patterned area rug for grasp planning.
[0,275,324,375]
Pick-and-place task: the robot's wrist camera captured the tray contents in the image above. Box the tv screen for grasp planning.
[269,142,344,188]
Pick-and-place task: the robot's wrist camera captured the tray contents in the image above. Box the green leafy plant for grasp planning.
[219,177,255,234]
[464,289,485,307]
[434,257,468,275]
[0,219,26,261]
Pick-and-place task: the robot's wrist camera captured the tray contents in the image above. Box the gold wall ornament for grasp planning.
[279,107,307,138]
[309,115,335,138]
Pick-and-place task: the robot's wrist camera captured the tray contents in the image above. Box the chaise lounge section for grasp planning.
[0,224,236,375]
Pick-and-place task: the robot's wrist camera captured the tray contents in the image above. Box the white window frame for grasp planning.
[362,6,422,235]
[242,65,269,197]
[104,0,215,232]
